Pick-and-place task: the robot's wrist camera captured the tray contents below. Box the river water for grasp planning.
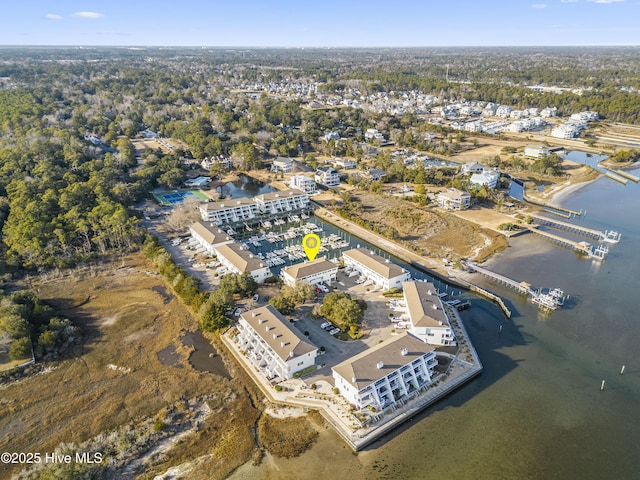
[230,166,640,480]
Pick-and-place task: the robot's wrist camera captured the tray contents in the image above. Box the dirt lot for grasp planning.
[336,191,508,262]
[0,254,261,479]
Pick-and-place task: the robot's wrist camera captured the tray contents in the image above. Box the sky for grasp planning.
[0,0,639,47]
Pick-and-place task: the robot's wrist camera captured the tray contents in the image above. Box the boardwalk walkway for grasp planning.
[528,213,603,239]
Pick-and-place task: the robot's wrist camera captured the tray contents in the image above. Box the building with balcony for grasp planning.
[254,189,309,215]
[332,333,437,410]
[402,281,455,346]
[188,222,234,255]
[315,166,340,187]
[435,188,471,210]
[199,197,258,225]
[236,305,318,380]
[289,175,317,194]
[271,157,293,173]
[470,168,500,189]
[280,258,338,287]
[342,248,411,290]
[215,243,272,283]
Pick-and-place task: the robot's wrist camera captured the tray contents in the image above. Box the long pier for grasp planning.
[527,213,603,239]
[524,225,593,254]
[465,262,532,295]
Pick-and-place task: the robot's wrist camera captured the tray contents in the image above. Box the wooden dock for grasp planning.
[465,262,532,296]
[527,213,603,239]
[524,225,594,254]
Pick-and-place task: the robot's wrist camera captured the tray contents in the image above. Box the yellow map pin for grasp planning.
[302,233,321,261]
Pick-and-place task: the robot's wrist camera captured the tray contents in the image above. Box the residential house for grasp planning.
[236,305,318,380]
[289,175,317,194]
[214,243,272,283]
[271,157,293,173]
[332,158,357,169]
[365,168,386,181]
[524,145,550,158]
[470,168,500,189]
[461,162,485,175]
[402,281,455,346]
[280,258,338,287]
[342,248,411,290]
[315,166,340,187]
[332,333,437,410]
[436,188,471,210]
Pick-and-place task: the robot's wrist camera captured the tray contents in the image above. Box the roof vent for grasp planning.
[273,333,278,339]
[281,341,286,347]
[265,325,271,332]
[401,348,409,356]
[352,376,357,384]
[432,304,438,310]
[376,361,384,369]
[253,312,257,318]
[427,289,433,295]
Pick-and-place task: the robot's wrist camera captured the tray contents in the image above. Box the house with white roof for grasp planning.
[236,305,318,380]
[315,166,340,187]
[289,175,317,194]
[188,222,234,256]
[470,168,500,189]
[403,281,455,346]
[342,248,411,290]
[215,243,272,283]
[332,158,357,169]
[436,188,471,210]
[332,333,437,410]
[199,197,258,225]
[280,258,338,287]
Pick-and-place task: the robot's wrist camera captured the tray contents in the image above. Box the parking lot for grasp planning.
[289,269,408,384]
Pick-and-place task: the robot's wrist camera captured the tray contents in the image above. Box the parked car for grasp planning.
[252,294,259,302]
[233,307,242,317]
[320,322,332,330]
[329,328,341,336]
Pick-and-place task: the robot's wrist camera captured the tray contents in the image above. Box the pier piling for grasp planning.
[620,365,626,375]
[601,380,606,391]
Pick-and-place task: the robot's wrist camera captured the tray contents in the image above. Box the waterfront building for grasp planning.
[199,197,258,224]
[332,158,357,169]
[315,166,340,187]
[403,281,456,346]
[289,175,317,194]
[254,189,309,215]
[271,157,293,173]
[188,222,234,255]
[524,145,551,158]
[215,243,272,283]
[332,333,437,410]
[461,162,485,175]
[436,188,471,210]
[342,248,411,290]
[280,257,338,287]
[236,305,318,380]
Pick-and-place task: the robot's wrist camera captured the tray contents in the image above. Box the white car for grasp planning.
[252,294,259,302]
[329,328,341,336]
[320,322,332,330]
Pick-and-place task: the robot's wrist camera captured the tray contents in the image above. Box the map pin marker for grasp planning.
[302,233,321,261]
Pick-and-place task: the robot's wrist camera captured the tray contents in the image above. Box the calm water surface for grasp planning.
[230,168,640,480]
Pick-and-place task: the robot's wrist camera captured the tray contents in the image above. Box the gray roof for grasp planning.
[201,197,256,212]
[437,188,470,201]
[254,188,307,203]
[215,243,268,273]
[343,248,407,279]
[332,333,435,390]
[189,222,232,245]
[282,258,337,280]
[241,305,317,362]
[403,281,450,329]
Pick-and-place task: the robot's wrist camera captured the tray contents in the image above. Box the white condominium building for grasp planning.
[280,257,338,287]
[215,243,272,283]
[403,281,455,346]
[254,189,310,215]
[236,305,318,380]
[332,333,437,410]
[199,197,258,225]
[342,248,411,290]
[188,222,234,256]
